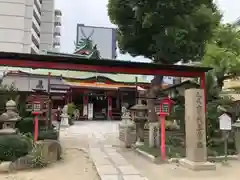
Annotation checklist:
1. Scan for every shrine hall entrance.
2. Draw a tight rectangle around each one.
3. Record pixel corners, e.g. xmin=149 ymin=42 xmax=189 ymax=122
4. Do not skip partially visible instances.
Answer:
xmin=72 ymin=89 xmax=120 ymax=121
xmin=89 ymin=93 xmax=108 ymax=120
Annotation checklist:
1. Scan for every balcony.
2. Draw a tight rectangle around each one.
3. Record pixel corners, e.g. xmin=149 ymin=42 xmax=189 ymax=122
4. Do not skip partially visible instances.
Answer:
xmin=53 ymin=37 xmax=61 ymax=47
xmin=31 ymin=28 xmax=40 ymax=45
xmin=52 ymin=47 xmax=60 ymax=52
xmin=54 ymin=26 xmax=61 ymax=36
xmin=54 ymin=15 xmax=62 ymax=26
xmin=54 ymin=9 xmax=62 ymax=16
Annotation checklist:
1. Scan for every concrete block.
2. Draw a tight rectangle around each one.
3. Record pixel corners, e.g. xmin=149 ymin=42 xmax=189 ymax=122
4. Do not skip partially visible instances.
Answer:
xmin=119 ymin=166 xmax=140 ymax=175
xmin=123 ymin=175 xmax=148 ymax=180
xmin=100 ymin=175 xmax=119 ymax=180
xmin=97 ymin=165 xmax=118 ymax=175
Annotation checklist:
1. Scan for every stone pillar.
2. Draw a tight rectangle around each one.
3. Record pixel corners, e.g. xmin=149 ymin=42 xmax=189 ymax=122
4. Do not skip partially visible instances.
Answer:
xmin=135 ymin=122 xmax=144 ymax=146
xmin=108 ymin=96 xmax=112 ymax=120
xmin=119 ymin=111 xmax=135 ymax=147
xmin=232 ymin=119 xmax=240 ymax=159
xmin=179 ymin=89 xmax=216 ymax=171
xmin=149 ymin=122 xmax=160 ymax=148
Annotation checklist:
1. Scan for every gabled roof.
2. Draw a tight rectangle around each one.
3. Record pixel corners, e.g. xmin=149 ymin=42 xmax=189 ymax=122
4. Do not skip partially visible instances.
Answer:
xmin=161 ymin=80 xmax=200 ymax=92
xmin=0 ymin=67 xmax=150 ymax=83
xmin=64 ymin=81 xmax=136 ymax=90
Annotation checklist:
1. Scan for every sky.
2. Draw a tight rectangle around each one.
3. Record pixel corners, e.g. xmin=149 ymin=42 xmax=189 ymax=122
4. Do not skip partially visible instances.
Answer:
xmin=55 ymin=0 xmax=240 ymax=63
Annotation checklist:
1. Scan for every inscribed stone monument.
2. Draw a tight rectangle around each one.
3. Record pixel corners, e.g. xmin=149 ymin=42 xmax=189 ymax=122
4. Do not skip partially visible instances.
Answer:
xmin=179 ymin=89 xmax=216 ymax=170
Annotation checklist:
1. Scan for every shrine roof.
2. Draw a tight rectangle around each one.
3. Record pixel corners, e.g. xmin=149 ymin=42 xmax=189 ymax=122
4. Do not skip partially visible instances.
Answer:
xmin=0 ymin=51 xmax=212 ymax=76
xmin=0 ymin=67 xmax=149 ymax=83
xmin=161 ymin=80 xmax=200 ymax=92
xmin=64 ymin=81 xmax=136 ymax=90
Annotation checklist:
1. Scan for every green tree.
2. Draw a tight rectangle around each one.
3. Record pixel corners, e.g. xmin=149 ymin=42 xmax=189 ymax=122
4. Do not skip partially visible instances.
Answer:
xmin=202 ymin=24 xmax=240 ymax=88
xmin=108 ymin=0 xmax=221 ymax=121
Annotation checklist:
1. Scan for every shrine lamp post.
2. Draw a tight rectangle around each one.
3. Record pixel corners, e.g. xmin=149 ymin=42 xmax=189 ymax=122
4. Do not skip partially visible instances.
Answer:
xmin=157 ymin=97 xmax=174 ymax=161
xmin=32 ymin=101 xmax=42 ymax=141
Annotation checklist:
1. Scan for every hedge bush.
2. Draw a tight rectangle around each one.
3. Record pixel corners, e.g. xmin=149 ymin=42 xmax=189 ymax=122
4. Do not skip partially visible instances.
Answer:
xmin=16 ymin=117 xmax=55 ymax=134
xmin=0 ymin=134 xmax=32 ymax=161
xmin=38 ymin=130 xmax=58 ymax=140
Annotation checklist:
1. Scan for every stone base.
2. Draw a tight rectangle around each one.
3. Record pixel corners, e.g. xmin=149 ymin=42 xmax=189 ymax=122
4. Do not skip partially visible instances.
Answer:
xmin=179 ymin=158 xmax=216 ymax=171
xmin=61 ymin=124 xmax=69 ymax=127
xmin=135 ymin=140 xmax=144 ymax=146
xmin=60 ymin=116 xmax=69 ymax=127
xmin=149 ymin=122 xmax=159 ymax=148
xmin=0 ymin=128 xmax=17 ymax=135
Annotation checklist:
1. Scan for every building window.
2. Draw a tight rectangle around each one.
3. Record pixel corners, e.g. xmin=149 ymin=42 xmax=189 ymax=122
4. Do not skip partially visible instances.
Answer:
xmin=54 ymin=10 xmax=62 ymax=16
xmin=32 ymin=35 xmax=40 ymax=49
xmin=53 ymin=32 xmax=61 ymax=36
xmin=54 ymin=22 xmax=61 ymax=26
xmin=32 ymin=23 xmax=40 ymax=37
xmin=53 ymin=42 xmax=60 ymax=47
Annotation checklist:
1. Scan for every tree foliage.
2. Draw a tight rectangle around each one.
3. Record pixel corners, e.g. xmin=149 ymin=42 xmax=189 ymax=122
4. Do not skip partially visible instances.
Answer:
xmin=202 ymin=24 xmax=240 ymax=88
xmin=108 ymin=0 xmax=220 ymax=122
xmin=108 ymin=0 xmax=221 ymax=63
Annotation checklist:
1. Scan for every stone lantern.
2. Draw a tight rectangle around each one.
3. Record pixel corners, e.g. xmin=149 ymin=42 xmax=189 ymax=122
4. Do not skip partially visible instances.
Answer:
xmin=232 ymin=118 xmax=240 ymax=159
xmin=119 ymin=110 xmax=135 ymax=148
xmin=0 ymin=100 xmax=21 ymax=134
xmin=130 ymin=102 xmax=148 ymax=146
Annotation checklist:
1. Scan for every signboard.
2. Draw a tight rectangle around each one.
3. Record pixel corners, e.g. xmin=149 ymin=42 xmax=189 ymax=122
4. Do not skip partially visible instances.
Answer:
xmin=33 ymin=102 xmax=41 ymax=112
xmin=83 ymin=105 xmax=88 ymax=116
xmin=88 ymin=103 xmax=93 ymax=120
xmin=219 ymin=113 xmax=232 ymax=130
xmin=76 ymin=24 xmax=117 ymax=59
xmin=161 ymin=103 xmax=169 ymax=113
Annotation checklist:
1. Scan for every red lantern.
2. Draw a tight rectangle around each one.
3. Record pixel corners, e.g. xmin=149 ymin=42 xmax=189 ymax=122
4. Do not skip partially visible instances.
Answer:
xmin=159 ymin=97 xmax=175 ymax=116
xmin=32 ymin=101 xmax=42 ymax=141
xmin=158 ymin=97 xmax=175 ymax=161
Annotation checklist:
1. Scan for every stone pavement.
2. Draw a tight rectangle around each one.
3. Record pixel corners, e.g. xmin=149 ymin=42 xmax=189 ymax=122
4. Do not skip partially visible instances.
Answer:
xmin=89 ymin=144 xmax=147 ymax=180
xmin=61 ymin=121 xmax=148 ymax=180
xmin=60 ymin=121 xmax=240 ymax=180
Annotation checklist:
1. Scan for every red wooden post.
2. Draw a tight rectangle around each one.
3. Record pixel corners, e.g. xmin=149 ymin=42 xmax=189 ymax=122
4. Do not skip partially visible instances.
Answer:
xmin=47 ymin=72 xmax=51 ymax=128
xmin=160 ymin=115 xmax=166 ymax=160
xmin=34 ymin=113 xmax=39 ymax=141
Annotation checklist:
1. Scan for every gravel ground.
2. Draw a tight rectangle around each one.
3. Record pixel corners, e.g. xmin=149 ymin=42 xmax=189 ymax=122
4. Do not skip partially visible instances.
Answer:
xmin=0 ymin=129 xmax=100 ymax=180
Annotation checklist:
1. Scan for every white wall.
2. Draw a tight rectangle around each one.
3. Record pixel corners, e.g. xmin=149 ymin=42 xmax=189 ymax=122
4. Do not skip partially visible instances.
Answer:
xmin=0 ymin=0 xmax=41 ymax=53
xmin=40 ymin=0 xmax=54 ymax=51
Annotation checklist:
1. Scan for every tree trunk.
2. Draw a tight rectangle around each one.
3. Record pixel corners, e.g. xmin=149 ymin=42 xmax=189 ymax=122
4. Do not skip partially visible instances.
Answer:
xmin=147 ymin=76 xmax=164 ymax=122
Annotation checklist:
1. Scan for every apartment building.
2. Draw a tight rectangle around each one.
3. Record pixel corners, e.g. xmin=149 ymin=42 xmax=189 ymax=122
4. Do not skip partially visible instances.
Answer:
xmin=0 ymin=0 xmax=61 ymax=54
xmin=40 ymin=1 xmax=62 ymax=52
xmin=52 ymin=9 xmax=61 ymax=52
